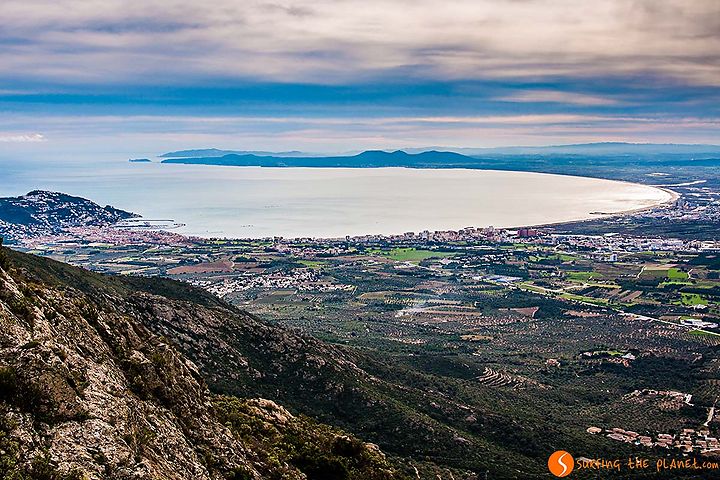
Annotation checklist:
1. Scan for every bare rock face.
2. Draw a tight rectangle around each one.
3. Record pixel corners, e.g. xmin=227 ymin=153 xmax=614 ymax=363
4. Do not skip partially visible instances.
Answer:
xmin=0 ymin=251 xmax=258 ymax=480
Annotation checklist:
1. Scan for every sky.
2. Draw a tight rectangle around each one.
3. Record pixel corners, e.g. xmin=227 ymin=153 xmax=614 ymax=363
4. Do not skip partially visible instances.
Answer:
xmin=1 ymin=0 xmax=719 ymax=157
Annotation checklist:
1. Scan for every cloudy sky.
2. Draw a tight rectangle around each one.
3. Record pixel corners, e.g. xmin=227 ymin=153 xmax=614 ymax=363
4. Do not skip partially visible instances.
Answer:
xmin=1 ymin=0 xmax=719 ymax=155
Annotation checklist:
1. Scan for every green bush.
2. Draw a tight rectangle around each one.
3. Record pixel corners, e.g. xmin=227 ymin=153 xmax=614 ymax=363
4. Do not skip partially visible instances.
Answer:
xmin=0 ymin=367 xmax=18 ymax=401
xmin=292 ymin=453 xmax=350 ymax=480
xmin=214 ymin=395 xmax=403 ymax=480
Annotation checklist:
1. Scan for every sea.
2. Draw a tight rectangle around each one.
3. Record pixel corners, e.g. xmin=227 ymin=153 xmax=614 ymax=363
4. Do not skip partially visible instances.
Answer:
xmin=0 ymin=160 xmax=672 ymax=239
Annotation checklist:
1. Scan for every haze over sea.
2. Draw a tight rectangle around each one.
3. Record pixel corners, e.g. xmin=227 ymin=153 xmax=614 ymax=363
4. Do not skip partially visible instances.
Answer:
xmin=0 ymin=160 xmax=672 ymax=239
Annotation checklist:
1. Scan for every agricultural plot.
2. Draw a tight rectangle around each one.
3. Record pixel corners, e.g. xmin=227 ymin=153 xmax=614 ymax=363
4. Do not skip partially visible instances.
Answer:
xmin=368 ymin=247 xmax=456 ymax=262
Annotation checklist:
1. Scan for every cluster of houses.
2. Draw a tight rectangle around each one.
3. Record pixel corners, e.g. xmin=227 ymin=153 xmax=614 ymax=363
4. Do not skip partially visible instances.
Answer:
xmin=589 ymin=426 xmax=720 ymax=455
xmin=200 ymin=268 xmax=354 ymax=298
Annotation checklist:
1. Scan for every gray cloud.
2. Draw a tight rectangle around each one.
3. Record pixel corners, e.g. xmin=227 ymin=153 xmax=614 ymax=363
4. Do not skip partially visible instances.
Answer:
xmin=0 ymin=0 xmax=718 ymax=85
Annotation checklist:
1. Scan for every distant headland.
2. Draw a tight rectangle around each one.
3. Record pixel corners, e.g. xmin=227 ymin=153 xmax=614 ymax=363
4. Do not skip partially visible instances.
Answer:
xmin=157 ymin=143 xmax=720 ymax=173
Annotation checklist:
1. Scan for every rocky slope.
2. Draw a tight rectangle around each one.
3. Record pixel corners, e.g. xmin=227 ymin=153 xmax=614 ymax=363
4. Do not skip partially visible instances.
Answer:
xmin=0 ymin=245 xmax=402 ymax=480
xmin=0 ymin=244 xmax=554 ymax=479
xmin=0 ymin=191 xmax=136 ymax=242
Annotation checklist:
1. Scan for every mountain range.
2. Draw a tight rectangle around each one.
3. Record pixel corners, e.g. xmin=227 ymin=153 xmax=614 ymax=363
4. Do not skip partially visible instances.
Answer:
xmin=406 ymin=142 xmax=720 ymax=156
xmin=160 ymin=148 xmax=311 ymax=158
xmin=161 ymin=150 xmax=474 ymax=168
xmin=159 ymin=142 xmax=720 ymax=161
xmin=159 ymin=146 xmax=720 ymax=177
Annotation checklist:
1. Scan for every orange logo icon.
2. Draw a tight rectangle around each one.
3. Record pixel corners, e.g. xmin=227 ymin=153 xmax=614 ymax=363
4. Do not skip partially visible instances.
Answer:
xmin=548 ymin=450 xmax=574 ymax=477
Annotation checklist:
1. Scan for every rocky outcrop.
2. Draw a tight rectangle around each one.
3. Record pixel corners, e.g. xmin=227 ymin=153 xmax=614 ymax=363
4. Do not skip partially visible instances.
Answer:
xmin=0 ymin=250 xmax=258 ymax=479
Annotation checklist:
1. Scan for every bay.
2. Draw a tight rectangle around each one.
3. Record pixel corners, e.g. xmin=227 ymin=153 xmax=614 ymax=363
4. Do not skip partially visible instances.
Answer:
xmin=0 ymin=162 xmax=673 ymax=238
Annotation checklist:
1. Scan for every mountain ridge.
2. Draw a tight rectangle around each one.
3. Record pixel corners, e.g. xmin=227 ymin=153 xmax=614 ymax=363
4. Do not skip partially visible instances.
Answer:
xmin=159 ymin=147 xmax=720 ymax=176
xmin=406 ymin=142 xmax=720 ymax=155
xmin=0 ymin=245 xmax=404 ymax=480
xmin=160 ymin=148 xmax=311 ymax=158
xmin=158 ymin=142 xmax=720 ymax=161
xmin=161 ymin=149 xmax=480 ymax=168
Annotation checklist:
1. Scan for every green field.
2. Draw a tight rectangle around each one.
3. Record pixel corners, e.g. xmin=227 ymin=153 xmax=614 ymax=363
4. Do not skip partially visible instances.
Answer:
xmin=371 ymin=247 xmax=455 ymax=262
xmin=560 ymin=292 xmax=613 ymax=306
xmin=640 ymin=267 xmax=669 ymax=279
xmin=297 ymin=259 xmax=327 ymax=269
xmin=689 ymin=329 xmax=720 ymax=337
xmin=640 ymin=266 xmax=689 ymax=280
xmin=667 ymin=268 xmax=690 ymax=280
xmin=659 ymin=280 xmax=693 ymax=287
xmin=680 ymin=293 xmax=708 ymax=306
xmin=566 ymin=271 xmax=603 ymax=281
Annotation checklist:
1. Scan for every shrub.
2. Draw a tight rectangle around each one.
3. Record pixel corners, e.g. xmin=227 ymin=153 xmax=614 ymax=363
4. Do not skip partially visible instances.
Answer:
xmin=0 ymin=367 xmax=18 ymax=401
xmin=292 ymin=453 xmax=350 ymax=480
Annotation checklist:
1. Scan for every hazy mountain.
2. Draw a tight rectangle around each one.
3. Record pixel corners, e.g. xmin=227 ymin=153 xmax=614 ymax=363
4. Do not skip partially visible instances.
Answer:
xmin=0 ymin=191 xmax=137 ymax=242
xmin=161 ymin=149 xmax=477 ymax=168
xmin=160 ymin=143 xmax=720 ymax=163
xmin=160 ymin=147 xmax=720 ymax=178
xmin=404 ymin=142 xmax=720 ymax=156
xmin=159 ymin=148 xmax=311 ymax=158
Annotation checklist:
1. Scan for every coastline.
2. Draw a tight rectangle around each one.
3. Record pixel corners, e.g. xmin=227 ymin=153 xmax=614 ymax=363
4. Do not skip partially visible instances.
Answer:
xmin=155 ymin=165 xmax=682 ymax=239
xmin=523 ymin=184 xmax=679 ymax=231
xmin=6 ymin=162 xmax=680 ymax=240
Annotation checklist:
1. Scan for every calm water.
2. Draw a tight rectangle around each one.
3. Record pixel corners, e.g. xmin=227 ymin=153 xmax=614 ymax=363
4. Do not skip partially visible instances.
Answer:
xmin=0 ymin=162 xmax=672 ymax=238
